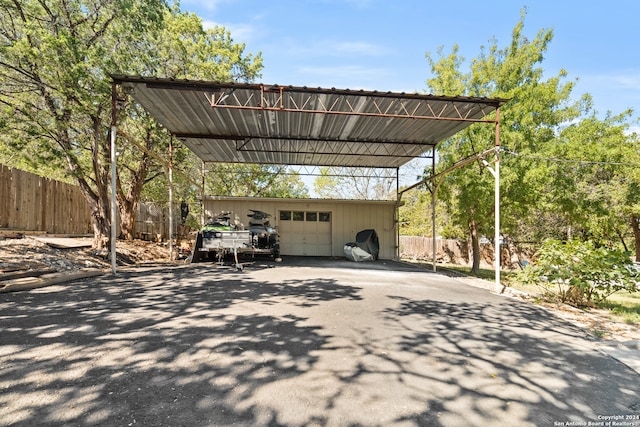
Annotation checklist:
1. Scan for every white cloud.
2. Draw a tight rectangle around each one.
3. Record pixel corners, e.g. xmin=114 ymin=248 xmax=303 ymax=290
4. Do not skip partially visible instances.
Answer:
xmin=228 ymin=23 xmax=259 ymax=42
xmin=202 ymin=20 xmax=259 ymax=43
xmin=271 ymin=37 xmax=390 ymax=58
xmin=199 ymin=10 xmax=268 ymax=46
xmin=201 ymin=19 xmax=219 ymax=30
xmin=574 ymin=69 xmax=640 ymax=116
xmin=625 ymin=125 xmax=640 ymax=136
xmin=581 ymin=69 xmax=640 ymax=90
xmin=613 ymin=73 xmax=640 ymax=90
xmin=295 ymin=65 xmax=394 ymax=90
xmin=180 ymin=0 xmax=229 ymax=13
xmin=184 ymin=0 xmax=262 ymax=42
xmin=333 ymin=41 xmax=390 ymax=56
xmin=298 ymin=64 xmax=387 ymax=78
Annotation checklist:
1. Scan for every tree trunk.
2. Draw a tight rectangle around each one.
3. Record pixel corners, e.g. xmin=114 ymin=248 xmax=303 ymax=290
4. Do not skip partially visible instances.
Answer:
xmin=118 ymin=199 xmax=138 ymax=241
xmin=631 ymin=214 xmax=640 ymax=262
xmin=59 ymin=124 xmax=111 ymax=250
xmin=616 ymin=228 xmax=629 ymax=252
xmin=115 ymin=127 xmax=154 ymax=240
xmin=470 ymin=219 xmax=481 ymax=274
xmin=91 ymin=114 xmax=112 ymax=250
xmin=91 ymin=198 xmax=111 ymax=250
xmin=72 ymin=163 xmax=111 ymax=250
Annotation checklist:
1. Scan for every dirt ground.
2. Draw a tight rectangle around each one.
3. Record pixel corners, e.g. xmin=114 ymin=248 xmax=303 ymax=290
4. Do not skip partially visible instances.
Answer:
xmin=0 ymin=235 xmax=180 ymax=272
xmin=1 ymin=234 xmax=638 ymax=342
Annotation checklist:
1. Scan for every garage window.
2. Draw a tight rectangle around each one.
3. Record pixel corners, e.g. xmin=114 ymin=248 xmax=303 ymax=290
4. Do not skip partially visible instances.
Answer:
xmin=279 ymin=211 xmax=291 ymax=221
xmin=279 ymin=211 xmax=331 ymax=222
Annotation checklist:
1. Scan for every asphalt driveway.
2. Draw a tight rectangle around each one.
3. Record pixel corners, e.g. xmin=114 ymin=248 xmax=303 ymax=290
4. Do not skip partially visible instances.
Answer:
xmin=1 ymin=258 xmax=639 ymax=426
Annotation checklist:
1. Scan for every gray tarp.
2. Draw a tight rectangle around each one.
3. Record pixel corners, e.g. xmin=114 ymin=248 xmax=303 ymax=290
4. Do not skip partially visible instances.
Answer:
xmin=344 ymin=229 xmax=379 ymax=262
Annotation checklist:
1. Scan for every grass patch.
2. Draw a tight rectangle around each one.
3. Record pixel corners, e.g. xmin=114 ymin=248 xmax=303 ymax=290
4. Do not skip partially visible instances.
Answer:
xmin=599 ymin=293 xmax=640 ymax=324
xmin=438 ymin=263 xmax=496 ymax=281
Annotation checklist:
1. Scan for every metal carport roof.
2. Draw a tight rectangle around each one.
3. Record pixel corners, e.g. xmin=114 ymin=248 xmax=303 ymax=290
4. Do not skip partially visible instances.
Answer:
xmin=111 ymin=75 xmax=508 ymax=169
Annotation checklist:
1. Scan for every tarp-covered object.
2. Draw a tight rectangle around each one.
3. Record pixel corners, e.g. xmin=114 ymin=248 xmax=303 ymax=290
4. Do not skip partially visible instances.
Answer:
xmin=344 ymin=229 xmax=379 ymax=262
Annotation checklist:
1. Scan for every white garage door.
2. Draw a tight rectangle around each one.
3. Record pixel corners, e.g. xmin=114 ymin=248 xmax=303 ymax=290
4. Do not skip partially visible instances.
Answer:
xmin=278 ymin=210 xmax=332 ymax=256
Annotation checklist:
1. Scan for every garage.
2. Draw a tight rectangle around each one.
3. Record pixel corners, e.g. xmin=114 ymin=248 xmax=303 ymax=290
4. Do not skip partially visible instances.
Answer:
xmin=110 ymin=75 xmax=505 ymax=266
xmin=203 ymin=196 xmax=397 ymax=259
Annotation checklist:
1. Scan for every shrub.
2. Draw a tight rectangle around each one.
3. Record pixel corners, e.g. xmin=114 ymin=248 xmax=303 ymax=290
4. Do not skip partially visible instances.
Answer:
xmin=517 ymin=239 xmax=640 ymax=306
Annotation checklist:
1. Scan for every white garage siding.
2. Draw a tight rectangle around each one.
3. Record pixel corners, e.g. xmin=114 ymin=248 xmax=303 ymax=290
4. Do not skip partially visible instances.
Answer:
xmin=203 ymin=197 xmax=398 ymax=260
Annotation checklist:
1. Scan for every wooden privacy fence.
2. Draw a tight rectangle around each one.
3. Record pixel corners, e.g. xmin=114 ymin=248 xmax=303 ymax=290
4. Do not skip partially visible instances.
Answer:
xmin=1 ymin=164 xmax=181 ymax=238
xmin=134 ymin=202 xmax=180 ymax=241
xmin=399 ymin=235 xmax=533 ymax=269
xmin=400 ymin=236 xmax=472 ymax=264
xmin=0 ymin=164 xmax=92 ymax=234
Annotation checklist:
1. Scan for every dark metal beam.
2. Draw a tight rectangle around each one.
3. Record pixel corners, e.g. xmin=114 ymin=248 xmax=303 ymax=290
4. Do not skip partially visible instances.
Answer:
xmin=175 ymin=133 xmax=438 ymax=147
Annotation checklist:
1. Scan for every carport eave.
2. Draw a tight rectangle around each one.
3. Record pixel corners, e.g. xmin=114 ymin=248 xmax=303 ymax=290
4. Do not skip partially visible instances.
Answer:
xmin=111 ymin=74 xmax=509 ymax=107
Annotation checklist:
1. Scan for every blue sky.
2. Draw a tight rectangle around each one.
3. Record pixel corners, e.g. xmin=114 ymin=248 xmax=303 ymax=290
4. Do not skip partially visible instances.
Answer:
xmin=179 ymin=0 xmax=640 ymax=124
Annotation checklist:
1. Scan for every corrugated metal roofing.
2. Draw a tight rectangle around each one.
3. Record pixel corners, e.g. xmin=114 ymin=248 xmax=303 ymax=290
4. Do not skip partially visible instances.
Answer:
xmin=112 ymin=75 xmax=508 ymax=168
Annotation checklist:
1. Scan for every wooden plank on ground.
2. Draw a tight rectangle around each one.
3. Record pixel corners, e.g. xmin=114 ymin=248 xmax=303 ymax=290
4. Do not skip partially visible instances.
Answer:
xmin=0 ymin=268 xmax=58 ymax=281
xmin=0 ymin=269 xmax=104 ymax=293
xmin=30 ymin=236 xmax=92 ymax=249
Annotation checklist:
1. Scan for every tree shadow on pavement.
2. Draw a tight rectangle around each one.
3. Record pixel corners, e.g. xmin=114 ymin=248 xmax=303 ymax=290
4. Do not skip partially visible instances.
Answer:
xmin=2 ymin=265 xmax=639 ymax=426
xmin=0 ymin=265 xmax=361 ymax=426
xmin=383 ymin=297 xmax=640 ymax=426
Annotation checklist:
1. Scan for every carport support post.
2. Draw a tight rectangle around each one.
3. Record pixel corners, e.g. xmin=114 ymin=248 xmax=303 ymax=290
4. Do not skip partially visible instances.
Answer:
xmin=168 ymin=135 xmax=174 ymax=261
xmin=494 ymin=108 xmax=501 ymax=292
xmin=110 ymin=82 xmax=118 ymax=274
xmin=396 ymin=167 xmax=400 ymax=260
xmin=431 ymin=150 xmax=437 ymax=272
xmin=200 ymin=161 xmax=206 ymax=226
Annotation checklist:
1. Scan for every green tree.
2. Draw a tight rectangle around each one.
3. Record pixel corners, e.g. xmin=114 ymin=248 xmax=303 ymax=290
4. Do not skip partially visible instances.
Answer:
xmin=398 ymin=187 xmax=461 ymax=238
xmin=0 ymin=1 xmax=263 ymax=245
xmin=205 ymin=164 xmax=308 ymax=199
xmin=425 ymin=10 xmax=588 ymax=273
xmin=148 ymin=7 xmax=262 ymax=82
xmin=541 ymin=113 xmax=640 ymax=256
xmin=0 ymin=0 xmax=167 ymax=248
xmin=112 ymin=6 xmax=263 ymax=239
xmin=139 ymin=159 xmax=309 ymax=230
xmin=398 ymin=188 xmax=432 ymax=236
